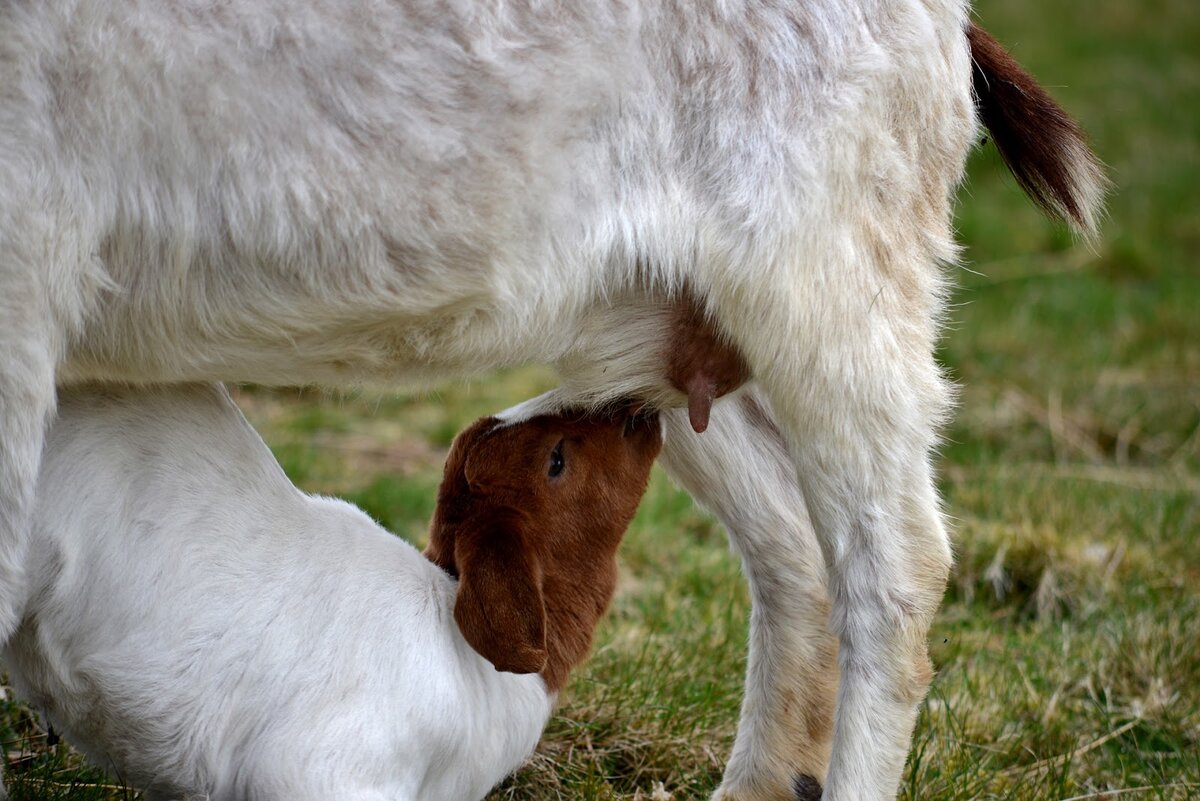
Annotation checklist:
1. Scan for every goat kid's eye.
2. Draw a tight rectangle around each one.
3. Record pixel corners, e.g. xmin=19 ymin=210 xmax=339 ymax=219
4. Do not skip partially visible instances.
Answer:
xmin=548 ymin=440 xmax=565 ymax=478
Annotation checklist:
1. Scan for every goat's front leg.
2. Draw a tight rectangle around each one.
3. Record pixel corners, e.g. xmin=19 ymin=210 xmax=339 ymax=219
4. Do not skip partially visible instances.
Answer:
xmin=707 ymin=270 xmax=953 ymax=801
xmin=660 ymin=388 xmax=836 ymax=801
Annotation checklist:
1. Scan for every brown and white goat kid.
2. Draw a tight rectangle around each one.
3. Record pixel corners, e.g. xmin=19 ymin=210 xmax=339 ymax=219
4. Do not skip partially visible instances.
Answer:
xmin=0 ymin=2 xmax=1103 ymax=797
xmin=3 ymin=383 xmax=662 ymax=801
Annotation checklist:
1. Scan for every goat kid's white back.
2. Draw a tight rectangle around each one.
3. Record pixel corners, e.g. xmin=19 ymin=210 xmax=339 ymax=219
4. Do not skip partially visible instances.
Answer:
xmin=1 ymin=2 xmax=986 ymax=800
xmin=5 ymin=384 xmax=549 ymax=801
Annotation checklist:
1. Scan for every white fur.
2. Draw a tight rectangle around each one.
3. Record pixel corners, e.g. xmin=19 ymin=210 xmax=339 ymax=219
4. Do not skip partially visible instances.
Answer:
xmin=660 ymin=390 xmax=838 ymax=798
xmin=5 ymin=384 xmax=551 ymax=801
xmin=0 ymin=2 xmax=1099 ymax=798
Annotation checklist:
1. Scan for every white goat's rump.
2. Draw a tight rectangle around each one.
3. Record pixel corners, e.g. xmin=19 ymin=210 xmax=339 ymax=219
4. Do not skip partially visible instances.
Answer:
xmin=0 ymin=2 xmax=1102 ymax=799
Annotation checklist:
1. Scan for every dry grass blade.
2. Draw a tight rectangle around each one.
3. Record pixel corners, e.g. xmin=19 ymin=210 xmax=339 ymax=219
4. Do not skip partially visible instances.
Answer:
xmin=1003 ymin=718 xmax=1142 ymax=778
xmin=1058 ymin=782 xmax=1200 ymax=801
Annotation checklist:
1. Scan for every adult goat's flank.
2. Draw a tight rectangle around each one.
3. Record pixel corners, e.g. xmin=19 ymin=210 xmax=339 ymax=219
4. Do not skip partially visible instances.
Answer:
xmin=0 ymin=2 xmax=1102 ymax=797
xmin=5 ymin=384 xmax=662 ymax=801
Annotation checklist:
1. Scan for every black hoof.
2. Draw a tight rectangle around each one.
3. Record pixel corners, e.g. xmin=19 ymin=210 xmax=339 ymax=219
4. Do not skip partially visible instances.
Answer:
xmin=793 ymin=774 xmax=823 ymax=801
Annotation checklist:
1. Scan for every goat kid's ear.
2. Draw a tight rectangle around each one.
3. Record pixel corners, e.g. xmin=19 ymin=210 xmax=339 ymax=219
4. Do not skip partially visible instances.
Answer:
xmin=453 ymin=511 xmax=548 ymax=675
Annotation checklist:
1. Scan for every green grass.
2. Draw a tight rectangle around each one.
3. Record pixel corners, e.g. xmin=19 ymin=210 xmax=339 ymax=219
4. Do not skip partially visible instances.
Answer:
xmin=4 ymin=0 xmax=1198 ymax=797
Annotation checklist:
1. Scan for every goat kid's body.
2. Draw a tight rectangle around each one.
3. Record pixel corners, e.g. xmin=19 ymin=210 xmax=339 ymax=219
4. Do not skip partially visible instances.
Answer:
xmin=6 ymin=385 xmax=549 ymax=801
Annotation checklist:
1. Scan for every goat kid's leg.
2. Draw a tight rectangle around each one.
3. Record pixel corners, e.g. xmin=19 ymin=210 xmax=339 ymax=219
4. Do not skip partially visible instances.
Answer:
xmin=708 ymin=279 xmax=952 ymax=801
xmin=660 ymin=388 xmax=836 ymax=801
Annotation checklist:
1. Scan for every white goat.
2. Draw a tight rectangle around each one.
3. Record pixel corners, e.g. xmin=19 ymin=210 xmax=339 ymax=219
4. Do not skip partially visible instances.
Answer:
xmin=0 ymin=2 xmax=1102 ymax=797
xmin=5 ymin=383 xmax=662 ymax=800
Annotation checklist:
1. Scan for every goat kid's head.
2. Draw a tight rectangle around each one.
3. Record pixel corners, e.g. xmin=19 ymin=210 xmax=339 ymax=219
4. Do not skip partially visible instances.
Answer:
xmin=424 ymin=403 xmax=662 ymax=691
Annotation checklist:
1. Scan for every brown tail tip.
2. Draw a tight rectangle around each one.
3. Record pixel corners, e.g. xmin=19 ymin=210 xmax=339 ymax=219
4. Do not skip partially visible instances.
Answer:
xmin=967 ymin=22 xmax=1108 ymax=236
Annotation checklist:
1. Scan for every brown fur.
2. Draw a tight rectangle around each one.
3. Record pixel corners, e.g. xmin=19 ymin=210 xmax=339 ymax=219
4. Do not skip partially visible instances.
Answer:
xmin=967 ymin=22 xmax=1105 ymax=230
xmin=425 ymin=406 xmax=662 ymax=692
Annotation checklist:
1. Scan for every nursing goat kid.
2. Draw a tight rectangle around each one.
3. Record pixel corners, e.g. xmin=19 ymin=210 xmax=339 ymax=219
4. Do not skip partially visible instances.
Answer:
xmin=0 ymin=2 xmax=1103 ymax=797
xmin=4 ymin=384 xmax=663 ymax=800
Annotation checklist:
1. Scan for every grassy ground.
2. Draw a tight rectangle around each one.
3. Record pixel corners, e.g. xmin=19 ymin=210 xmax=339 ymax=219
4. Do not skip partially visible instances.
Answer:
xmin=3 ymin=0 xmax=1197 ymax=798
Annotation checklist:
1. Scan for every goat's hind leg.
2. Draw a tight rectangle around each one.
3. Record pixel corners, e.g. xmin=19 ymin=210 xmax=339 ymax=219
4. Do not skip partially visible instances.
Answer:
xmin=708 ymin=270 xmax=953 ymax=800
xmin=0 ymin=232 xmax=64 ymax=641
xmin=660 ymin=387 xmax=837 ymax=801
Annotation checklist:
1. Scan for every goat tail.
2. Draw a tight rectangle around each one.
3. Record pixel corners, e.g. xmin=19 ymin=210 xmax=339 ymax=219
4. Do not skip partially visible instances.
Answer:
xmin=967 ymin=22 xmax=1108 ymax=236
